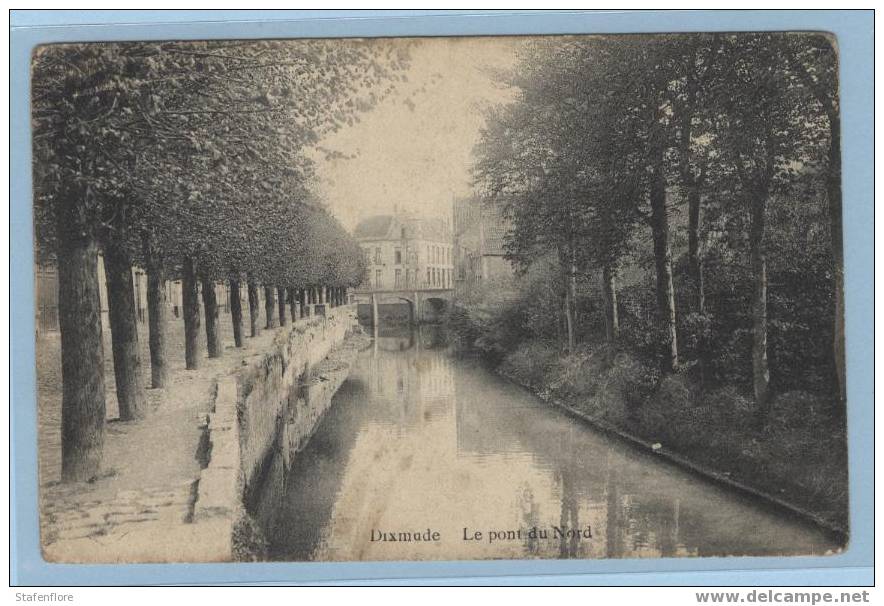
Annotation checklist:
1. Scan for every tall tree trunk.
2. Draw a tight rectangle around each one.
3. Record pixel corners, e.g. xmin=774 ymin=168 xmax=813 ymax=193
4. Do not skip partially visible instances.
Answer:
xmin=563 ymin=295 xmax=575 ymax=353
xmin=103 ymin=237 xmax=147 ymax=420
xmin=650 ymin=148 xmax=679 ymax=373
xmin=58 ymin=232 xmax=106 ymax=482
xmin=247 ymin=278 xmax=260 ymax=338
xmin=144 ymin=253 xmax=169 ymax=389
xmin=264 ymin=285 xmax=276 ymax=329
xmin=553 ymin=287 xmax=563 ymax=348
xmin=559 ymin=248 xmax=576 ymax=353
xmin=678 ymin=53 xmax=706 ymax=317
xmin=289 ymin=288 xmax=297 ymax=322
xmin=201 ymin=273 xmax=222 ymax=358
xmin=686 ymin=185 xmax=706 ymax=316
xmin=182 ymin=257 xmax=201 ymax=370
xmin=229 ymin=277 xmax=243 ymax=348
xmin=749 ymin=194 xmax=771 ymax=416
xmin=277 ymin=286 xmax=287 ymax=327
xmin=784 ymin=48 xmax=844 ymax=408
xmin=602 ymin=263 xmax=620 ymax=343
xmin=569 ymin=254 xmax=578 ymax=343
xmin=827 ymin=116 xmax=845 ymax=407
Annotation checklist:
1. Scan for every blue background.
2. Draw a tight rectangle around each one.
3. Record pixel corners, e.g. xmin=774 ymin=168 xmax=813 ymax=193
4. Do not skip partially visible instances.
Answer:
xmin=10 ymin=9 xmax=874 ymax=586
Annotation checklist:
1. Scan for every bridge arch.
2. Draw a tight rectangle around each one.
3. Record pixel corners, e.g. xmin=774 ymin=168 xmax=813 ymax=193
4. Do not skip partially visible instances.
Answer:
xmin=353 ymin=288 xmax=454 ymax=326
xmin=422 ymin=297 xmax=448 ymax=323
xmin=395 ymin=296 xmax=417 ymax=324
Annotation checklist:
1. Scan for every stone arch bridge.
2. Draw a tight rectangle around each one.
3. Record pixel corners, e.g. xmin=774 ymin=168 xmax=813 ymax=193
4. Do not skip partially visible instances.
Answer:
xmin=352 ymin=288 xmax=454 ymax=325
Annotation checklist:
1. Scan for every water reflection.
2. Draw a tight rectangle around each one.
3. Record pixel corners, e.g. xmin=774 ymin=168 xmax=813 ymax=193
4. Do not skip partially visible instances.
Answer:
xmin=265 ymin=326 xmax=836 ymax=561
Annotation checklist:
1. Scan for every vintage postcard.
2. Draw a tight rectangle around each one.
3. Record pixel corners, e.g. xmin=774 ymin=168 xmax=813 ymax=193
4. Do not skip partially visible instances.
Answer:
xmin=32 ymin=32 xmax=847 ymax=564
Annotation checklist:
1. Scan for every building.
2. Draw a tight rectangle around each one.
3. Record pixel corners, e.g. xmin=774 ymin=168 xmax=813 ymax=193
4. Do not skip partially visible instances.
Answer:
xmin=35 ymin=257 xmax=248 ymax=336
xmin=353 ymin=211 xmax=454 ymax=291
xmin=453 ymin=196 xmax=513 ymax=296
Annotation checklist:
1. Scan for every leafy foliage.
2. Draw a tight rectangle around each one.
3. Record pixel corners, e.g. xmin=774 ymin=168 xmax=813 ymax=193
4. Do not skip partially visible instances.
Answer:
xmin=32 ymin=39 xmax=411 ymax=286
xmin=469 ymin=33 xmax=841 ymax=408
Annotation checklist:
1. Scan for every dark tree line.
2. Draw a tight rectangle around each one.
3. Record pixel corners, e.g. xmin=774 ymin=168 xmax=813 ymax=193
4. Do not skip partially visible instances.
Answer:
xmin=474 ymin=33 xmax=841 ymax=418
xmin=32 ymin=40 xmax=404 ymax=481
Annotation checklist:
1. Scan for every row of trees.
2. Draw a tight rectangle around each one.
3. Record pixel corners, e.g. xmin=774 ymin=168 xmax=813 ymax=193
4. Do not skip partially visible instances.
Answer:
xmin=32 ymin=40 xmax=407 ymax=481
xmin=474 ymin=33 xmax=841 ymax=416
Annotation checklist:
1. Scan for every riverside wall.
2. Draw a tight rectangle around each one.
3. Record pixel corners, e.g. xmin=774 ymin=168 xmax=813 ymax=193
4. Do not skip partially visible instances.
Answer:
xmin=190 ymin=304 xmax=361 ymax=560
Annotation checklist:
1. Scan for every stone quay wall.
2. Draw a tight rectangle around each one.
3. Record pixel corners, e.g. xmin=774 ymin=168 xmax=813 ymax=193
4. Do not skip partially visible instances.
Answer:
xmin=190 ymin=304 xmax=360 ymax=560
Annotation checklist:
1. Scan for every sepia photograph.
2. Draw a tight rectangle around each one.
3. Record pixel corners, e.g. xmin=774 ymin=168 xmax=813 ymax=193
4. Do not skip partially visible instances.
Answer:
xmin=31 ymin=31 xmax=847 ymax=564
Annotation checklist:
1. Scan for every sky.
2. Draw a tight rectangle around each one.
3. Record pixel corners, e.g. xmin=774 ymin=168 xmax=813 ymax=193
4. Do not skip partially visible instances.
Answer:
xmin=311 ymin=37 xmax=521 ymax=231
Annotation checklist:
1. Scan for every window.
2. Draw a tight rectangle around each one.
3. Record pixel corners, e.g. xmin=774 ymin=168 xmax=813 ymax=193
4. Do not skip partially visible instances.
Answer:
xmin=426 ymin=268 xmax=430 ymax=286
xmin=374 ymin=247 xmax=381 ymax=264
xmin=375 ymin=270 xmax=382 ymax=289
xmin=395 ymin=269 xmax=401 ymax=288
xmin=395 ymin=248 xmax=402 ymax=265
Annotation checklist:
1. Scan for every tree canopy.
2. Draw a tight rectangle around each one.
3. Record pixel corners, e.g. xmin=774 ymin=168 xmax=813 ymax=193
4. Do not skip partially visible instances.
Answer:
xmin=32 ymin=38 xmax=410 ymax=282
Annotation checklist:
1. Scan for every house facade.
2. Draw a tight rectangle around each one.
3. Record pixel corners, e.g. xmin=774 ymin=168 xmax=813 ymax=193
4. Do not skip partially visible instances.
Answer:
xmin=354 ymin=212 xmax=454 ymax=291
xmin=453 ymin=196 xmax=513 ymax=296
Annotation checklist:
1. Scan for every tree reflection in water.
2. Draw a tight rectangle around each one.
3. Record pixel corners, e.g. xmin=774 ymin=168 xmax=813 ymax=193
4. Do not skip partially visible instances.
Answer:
xmin=258 ymin=325 xmax=836 ymax=562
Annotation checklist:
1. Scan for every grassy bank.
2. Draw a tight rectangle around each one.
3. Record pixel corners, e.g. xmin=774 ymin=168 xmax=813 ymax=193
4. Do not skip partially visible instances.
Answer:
xmin=495 ymin=340 xmax=849 ymax=534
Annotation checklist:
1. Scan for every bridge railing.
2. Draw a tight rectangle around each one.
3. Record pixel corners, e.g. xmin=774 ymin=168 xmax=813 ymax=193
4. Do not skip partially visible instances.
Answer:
xmin=353 ymin=286 xmax=453 ymax=295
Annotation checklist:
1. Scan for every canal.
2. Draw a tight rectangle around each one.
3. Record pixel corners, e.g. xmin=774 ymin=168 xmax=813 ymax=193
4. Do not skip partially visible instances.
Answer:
xmin=262 ymin=326 xmax=837 ymax=561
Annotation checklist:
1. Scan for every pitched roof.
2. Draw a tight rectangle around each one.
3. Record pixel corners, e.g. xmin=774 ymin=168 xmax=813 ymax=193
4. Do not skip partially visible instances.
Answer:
xmin=355 ymin=213 xmax=450 ymax=244
xmin=417 ymin=216 xmax=449 ymax=243
xmin=353 ymin=215 xmax=394 ymax=239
